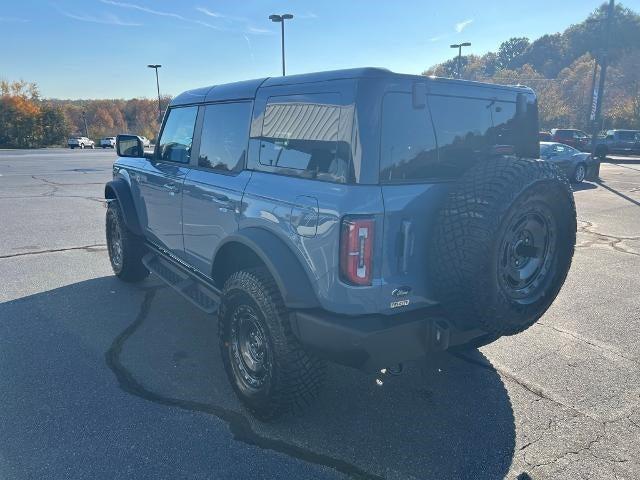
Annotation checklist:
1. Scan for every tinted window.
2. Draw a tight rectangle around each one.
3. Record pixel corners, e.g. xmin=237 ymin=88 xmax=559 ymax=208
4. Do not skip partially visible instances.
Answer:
xmin=158 ymin=106 xmax=198 ymax=163
xmin=259 ymin=94 xmax=348 ymax=183
xmin=380 ymin=92 xmax=437 ymax=182
xmin=617 ymin=131 xmax=638 ymax=141
xmin=198 ymin=102 xmax=252 ymax=173
xmin=428 ymin=95 xmax=518 ymax=178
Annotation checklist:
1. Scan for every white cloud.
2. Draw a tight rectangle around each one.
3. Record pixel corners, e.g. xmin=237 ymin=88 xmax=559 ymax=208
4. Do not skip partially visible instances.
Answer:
xmin=246 ymin=26 xmax=272 ymax=35
xmin=61 ymin=11 xmax=141 ymax=26
xmin=100 ymin=0 xmax=224 ymax=29
xmin=243 ymin=34 xmax=255 ymax=64
xmin=455 ymin=18 xmax=473 ymax=33
xmin=100 ymin=0 xmax=187 ymax=21
xmin=196 ymin=7 xmax=223 ymax=18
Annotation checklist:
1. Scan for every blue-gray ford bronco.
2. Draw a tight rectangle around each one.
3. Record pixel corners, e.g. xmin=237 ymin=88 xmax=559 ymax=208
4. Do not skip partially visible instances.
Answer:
xmin=105 ymin=68 xmax=576 ymax=419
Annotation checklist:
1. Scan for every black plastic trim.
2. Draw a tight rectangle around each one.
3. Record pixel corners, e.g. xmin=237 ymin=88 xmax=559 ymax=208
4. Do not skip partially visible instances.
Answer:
xmin=104 ymin=179 xmax=143 ymax=236
xmin=290 ymin=307 xmax=486 ymax=372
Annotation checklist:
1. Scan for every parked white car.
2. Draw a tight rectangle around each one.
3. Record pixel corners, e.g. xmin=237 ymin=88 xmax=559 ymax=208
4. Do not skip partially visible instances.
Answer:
xmin=68 ymin=136 xmax=95 ymax=149
xmin=100 ymin=137 xmax=116 ymax=148
xmin=139 ymin=136 xmax=151 ymax=148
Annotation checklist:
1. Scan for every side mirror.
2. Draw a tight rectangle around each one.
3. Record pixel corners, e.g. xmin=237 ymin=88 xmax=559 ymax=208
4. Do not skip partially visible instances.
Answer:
xmin=117 ymin=134 xmax=145 ymax=158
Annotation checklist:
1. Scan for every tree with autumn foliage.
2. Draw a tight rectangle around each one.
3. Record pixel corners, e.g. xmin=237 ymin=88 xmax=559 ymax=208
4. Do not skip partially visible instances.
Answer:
xmin=0 ymin=80 xmax=169 ymax=148
xmin=423 ymin=2 xmax=640 ymax=131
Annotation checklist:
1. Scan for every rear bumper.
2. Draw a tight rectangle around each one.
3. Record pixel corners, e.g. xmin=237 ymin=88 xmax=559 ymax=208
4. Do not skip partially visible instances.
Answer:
xmin=290 ymin=307 xmax=487 ymax=372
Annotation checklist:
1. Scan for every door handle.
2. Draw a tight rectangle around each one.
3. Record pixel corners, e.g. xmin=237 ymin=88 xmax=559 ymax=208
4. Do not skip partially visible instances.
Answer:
xmin=162 ymin=183 xmax=179 ymax=195
xmin=204 ymin=192 xmax=232 ymax=206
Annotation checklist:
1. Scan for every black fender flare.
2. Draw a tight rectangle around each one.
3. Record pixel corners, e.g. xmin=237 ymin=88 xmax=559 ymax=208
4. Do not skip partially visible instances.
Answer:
xmin=215 ymin=228 xmax=319 ymax=309
xmin=104 ymin=179 xmax=143 ymax=236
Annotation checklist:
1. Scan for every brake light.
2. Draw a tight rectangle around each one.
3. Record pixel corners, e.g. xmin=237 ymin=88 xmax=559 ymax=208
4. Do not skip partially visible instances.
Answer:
xmin=340 ymin=217 xmax=374 ymax=286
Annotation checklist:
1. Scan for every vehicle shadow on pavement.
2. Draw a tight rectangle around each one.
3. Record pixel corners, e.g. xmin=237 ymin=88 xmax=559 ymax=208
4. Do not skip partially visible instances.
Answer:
xmin=595 ymin=179 xmax=640 ymax=208
xmin=3 ymin=277 xmax=516 ymax=480
xmin=572 ymin=181 xmax=597 ymax=192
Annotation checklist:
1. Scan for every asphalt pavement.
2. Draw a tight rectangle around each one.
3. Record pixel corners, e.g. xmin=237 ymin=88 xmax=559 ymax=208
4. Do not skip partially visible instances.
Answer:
xmin=1 ymin=148 xmax=639 ymax=479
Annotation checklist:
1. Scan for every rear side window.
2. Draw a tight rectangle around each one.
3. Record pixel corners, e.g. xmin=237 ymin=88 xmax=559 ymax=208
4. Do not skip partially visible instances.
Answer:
xmin=198 ymin=102 xmax=252 ymax=173
xmin=428 ymin=95 xmax=517 ymax=178
xmin=158 ymin=106 xmax=198 ymax=163
xmin=258 ymin=93 xmax=348 ymax=183
xmin=380 ymin=92 xmax=437 ymax=182
xmin=381 ymin=94 xmax=520 ymax=182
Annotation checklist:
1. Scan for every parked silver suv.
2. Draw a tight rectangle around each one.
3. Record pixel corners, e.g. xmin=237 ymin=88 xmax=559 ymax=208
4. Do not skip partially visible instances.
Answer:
xmin=67 ymin=136 xmax=95 ymax=149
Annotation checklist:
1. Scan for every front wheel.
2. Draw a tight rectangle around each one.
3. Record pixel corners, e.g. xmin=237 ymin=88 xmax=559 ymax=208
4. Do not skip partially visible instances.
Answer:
xmin=106 ymin=202 xmax=149 ymax=282
xmin=219 ymin=268 xmax=326 ymax=420
xmin=572 ymin=163 xmax=586 ymax=183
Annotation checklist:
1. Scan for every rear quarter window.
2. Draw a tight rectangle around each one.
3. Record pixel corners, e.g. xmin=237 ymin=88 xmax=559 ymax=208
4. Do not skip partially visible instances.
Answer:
xmin=258 ymin=93 xmax=349 ymax=183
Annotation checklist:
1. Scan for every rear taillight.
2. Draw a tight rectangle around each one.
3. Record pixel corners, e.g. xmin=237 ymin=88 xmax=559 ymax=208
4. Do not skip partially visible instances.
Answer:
xmin=340 ymin=217 xmax=374 ymax=286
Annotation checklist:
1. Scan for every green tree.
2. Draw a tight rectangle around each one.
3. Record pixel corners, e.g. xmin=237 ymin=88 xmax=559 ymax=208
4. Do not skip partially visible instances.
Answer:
xmin=40 ymin=104 xmax=69 ymax=146
xmin=496 ymin=37 xmax=531 ymax=70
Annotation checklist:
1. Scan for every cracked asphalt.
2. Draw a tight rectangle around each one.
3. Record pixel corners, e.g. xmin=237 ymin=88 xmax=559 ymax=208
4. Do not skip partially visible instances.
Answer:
xmin=1 ymin=148 xmax=639 ymax=479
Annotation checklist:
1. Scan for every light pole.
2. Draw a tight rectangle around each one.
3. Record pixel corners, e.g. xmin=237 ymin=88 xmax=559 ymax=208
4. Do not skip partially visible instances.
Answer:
xmin=269 ymin=14 xmax=293 ymax=76
xmin=81 ymin=109 xmax=89 ymax=138
xmin=147 ymin=64 xmax=162 ymax=120
xmin=450 ymin=42 xmax=471 ymax=78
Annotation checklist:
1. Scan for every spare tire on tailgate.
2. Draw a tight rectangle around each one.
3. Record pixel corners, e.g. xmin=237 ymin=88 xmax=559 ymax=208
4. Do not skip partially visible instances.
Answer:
xmin=431 ymin=157 xmax=576 ymax=336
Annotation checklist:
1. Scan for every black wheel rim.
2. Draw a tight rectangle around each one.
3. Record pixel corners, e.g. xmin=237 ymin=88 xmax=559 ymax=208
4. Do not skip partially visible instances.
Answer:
xmin=230 ymin=304 xmax=271 ymax=390
xmin=107 ymin=212 xmax=123 ymax=270
xmin=575 ymin=165 xmax=585 ymax=182
xmin=498 ymin=206 xmax=556 ymax=304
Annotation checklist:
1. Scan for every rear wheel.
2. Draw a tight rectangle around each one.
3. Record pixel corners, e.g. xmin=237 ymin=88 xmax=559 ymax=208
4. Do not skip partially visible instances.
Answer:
xmin=219 ymin=268 xmax=326 ymax=420
xmin=106 ymin=201 xmax=148 ymax=282
xmin=80 ymin=143 xmax=85 ymax=149
xmin=432 ymin=158 xmax=576 ymax=336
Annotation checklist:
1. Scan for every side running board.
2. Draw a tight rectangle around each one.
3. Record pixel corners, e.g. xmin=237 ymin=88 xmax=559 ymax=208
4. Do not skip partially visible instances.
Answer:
xmin=142 ymin=252 xmax=221 ymax=314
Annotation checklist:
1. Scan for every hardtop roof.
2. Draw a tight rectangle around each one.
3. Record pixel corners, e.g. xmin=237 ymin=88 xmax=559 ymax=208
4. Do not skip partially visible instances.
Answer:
xmin=170 ymin=67 xmax=534 ymax=107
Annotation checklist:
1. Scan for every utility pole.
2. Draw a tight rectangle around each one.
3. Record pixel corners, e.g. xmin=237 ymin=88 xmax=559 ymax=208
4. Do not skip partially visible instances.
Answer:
xmin=450 ymin=42 xmax=471 ymax=79
xmin=590 ymin=0 xmax=615 ymax=158
xmin=81 ymin=110 xmax=89 ymax=138
xmin=269 ymin=14 xmax=293 ymax=76
xmin=147 ymin=64 xmax=163 ymax=120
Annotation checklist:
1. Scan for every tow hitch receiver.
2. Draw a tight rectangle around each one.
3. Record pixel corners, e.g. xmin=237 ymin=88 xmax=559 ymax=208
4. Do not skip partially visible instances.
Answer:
xmin=428 ymin=319 xmax=451 ymax=351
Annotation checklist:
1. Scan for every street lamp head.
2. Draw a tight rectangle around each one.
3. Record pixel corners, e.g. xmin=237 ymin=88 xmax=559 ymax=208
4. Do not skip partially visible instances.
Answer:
xmin=461 ymin=42 xmax=471 ymax=47
xmin=147 ymin=64 xmax=161 ymax=69
xmin=270 ymin=13 xmax=293 ymax=22
xmin=450 ymin=44 xmax=460 ymax=49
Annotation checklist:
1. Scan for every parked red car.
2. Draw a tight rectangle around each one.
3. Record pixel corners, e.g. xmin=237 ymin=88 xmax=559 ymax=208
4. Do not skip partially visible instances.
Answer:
xmin=550 ymin=128 xmax=590 ymax=151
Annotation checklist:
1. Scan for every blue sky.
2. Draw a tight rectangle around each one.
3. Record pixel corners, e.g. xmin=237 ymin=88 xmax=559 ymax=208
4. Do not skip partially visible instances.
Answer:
xmin=1 ymin=0 xmax=636 ymax=99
